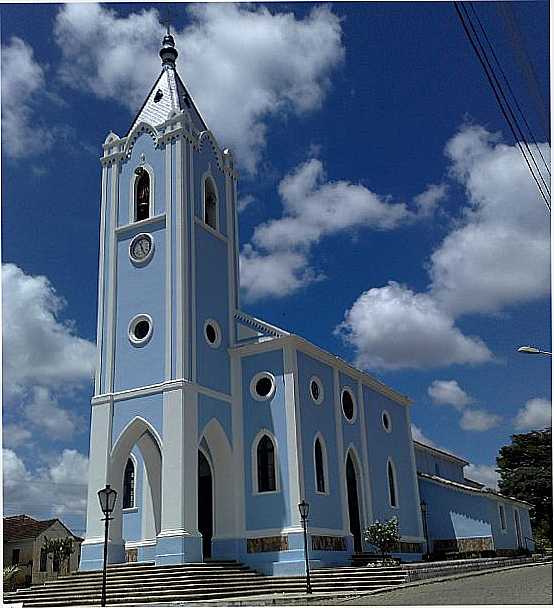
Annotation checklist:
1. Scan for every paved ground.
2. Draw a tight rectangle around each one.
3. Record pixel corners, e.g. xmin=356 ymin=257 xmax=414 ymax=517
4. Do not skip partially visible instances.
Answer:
xmin=334 ymin=564 xmax=553 ymax=605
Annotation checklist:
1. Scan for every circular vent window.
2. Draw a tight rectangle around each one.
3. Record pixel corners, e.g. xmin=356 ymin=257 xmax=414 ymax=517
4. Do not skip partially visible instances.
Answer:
xmin=203 ymin=319 xmax=221 ymax=348
xmin=341 ymin=388 xmax=356 ymax=422
xmin=128 ymin=314 xmax=153 ymax=346
xmin=309 ymin=377 xmax=324 ymax=404
xmin=382 ymin=411 xmax=392 ymax=433
xmin=250 ymin=373 xmax=276 ymax=401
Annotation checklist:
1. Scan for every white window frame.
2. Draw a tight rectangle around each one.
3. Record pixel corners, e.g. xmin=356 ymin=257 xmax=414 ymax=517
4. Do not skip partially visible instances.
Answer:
xmin=251 ymin=429 xmax=280 ymax=495
xmin=498 ymin=503 xmax=507 ymax=532
xmin=250 ymin=372 xmax=276 ymax=402
xmin=341 ymin=386 xmax=358 ymax=424
xmin=128 ymin=314 xmax=154 ymax=347
xmin=129 ymin=162 xmax=155 ymax=224
xmin=309 ymin=376 xmax=324 ymax=405
xmin=387 ymin=458 xmax=399 ymax=509
xmin=313 ymin=433 xmax=330 ymax=495
xmin=202 ymin=173 xmax=219 ymax=232
xmin=122 ymin=453 xmax=138 ymax=512
xmin=382 ymin=409 xmax=392 ymax=433
xmin=203 ymin=318 xmax=222 ymax=349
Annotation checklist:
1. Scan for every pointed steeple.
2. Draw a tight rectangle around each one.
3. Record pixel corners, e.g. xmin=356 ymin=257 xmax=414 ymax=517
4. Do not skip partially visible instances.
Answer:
xmin=128 ymin=32 xmax=208 ymax=136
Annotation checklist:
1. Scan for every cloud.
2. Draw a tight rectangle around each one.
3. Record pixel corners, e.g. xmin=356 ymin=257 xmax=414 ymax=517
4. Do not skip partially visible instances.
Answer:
xmin=431 ymin=125 xmax=550 ymax=317
xmin=428 ymin=380 xmax=473 ymax=410
xmin=238 ymin=194 xmax=256 ymax=214
xmin=464 ymin=463 xmax=499 ymax=490
xmin=460 ymin=408 xmax=502 ymax=432
xmin=54 ymin=3 xmax=344 ymax=173
xmin=514 ymin=397 xmax=552 ymax=431
xmin=335 ymin=282 xmax=492 ymax=370
xmin=240 ymin=245 xmax=323 ymax=302
xmin=23 ymin=387 xmax=79 ymax=441
xmin=3 ymin=448 xmax=88 ymax=523
xmin=1 ymin=37 xmax=55 ymax=159
xmin=2 ymin=263 xmax=96 ymax=399
xmin=410 ymin=424 xmax=437 ymax=447
xmin=2 ymin=424 xmax=32 ymax=450
xmin=336 ymin=124 xmax=549 ymax=371
xmin=414 ymin=183 xmax=448 ymax=217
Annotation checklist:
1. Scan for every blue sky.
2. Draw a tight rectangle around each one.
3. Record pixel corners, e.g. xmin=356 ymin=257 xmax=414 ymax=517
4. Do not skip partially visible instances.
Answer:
xmin=2 ymin=2 xmax=550 ymax=535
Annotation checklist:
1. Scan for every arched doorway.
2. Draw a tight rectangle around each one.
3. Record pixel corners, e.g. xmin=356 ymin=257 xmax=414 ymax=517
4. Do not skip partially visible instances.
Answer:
xmin=346 ymin=452 xmax=362 ymax=552
xmin=198 ymin=450 xmax=213 ymax=558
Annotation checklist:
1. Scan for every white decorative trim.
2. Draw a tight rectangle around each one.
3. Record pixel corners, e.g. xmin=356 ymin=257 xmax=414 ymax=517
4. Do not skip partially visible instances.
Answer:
xmin=313 ymin=432 xmax=330 ymax=496
xmin=194 ymin=216 xmax=228 ymax=242
xmin=115 ymin=213 xmax=166 ymax=236
xmin=406 ymin=406 xmax=424 ymax=538
xmin=190 ymin=141 xmax=197 ymax=384
xmin=345 ymin=445 xmax=368 ymax=533
xmin=387 ymin=458 xmax=400 ymax=509
xmin=111 ymin=416 xmax=164 ymax=458
xmin=230 ymin=351 xmax=246 ymax=538
xmin=341 ymin=386 xmax=357 ymax=424
xmin=128 ymin=314 xmax=154 ymax=347
xmin=309 ymin=376 xmax=324 ymax=405
xmin=129 ymin=161 xmax=156 ymax=223
xmin=251 ymin=428 xmax=280 ymax=495
xmin=413 ymin=440 xmax=469 ymax=465
xmin=382 ymin=409 xmax=392 ymax=433
xmin=129 ymin=232 xmax=155 ymax=266
xmin=203 ymin=318 xmax=222 ymax=349
xmin=165 ymin=139 xmax=172 ymax=380
xmin=94 ymin=164 xmax=108 ymax=395
xmin=124 ymin=121 xmax=159 ymax=159
xmin=249 ymin=372 xmax=276 ymax=402
xmin=334 ymin=369 xmax=349 ymax=534
xmin=175 ymin=136 xmax=185 ymax=379
xmin=125 ymin=539 xmax=157 ymax=548
xmin=357 ymin=381 xmax=374 ymax=525
xmin=123 ymin=452 xmax=138 ymax=509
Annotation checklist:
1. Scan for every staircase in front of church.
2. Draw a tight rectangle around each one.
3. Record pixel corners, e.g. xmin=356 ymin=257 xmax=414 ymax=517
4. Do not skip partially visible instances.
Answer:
xmin=4 ymin=559 xmax=408 ymax=606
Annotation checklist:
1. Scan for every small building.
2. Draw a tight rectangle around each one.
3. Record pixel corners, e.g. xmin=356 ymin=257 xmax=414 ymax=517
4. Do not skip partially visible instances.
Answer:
xmin=414 ymin=442 xmax=534 ymax=557
xmin=3 ymin=515 xmax=82 ymax=587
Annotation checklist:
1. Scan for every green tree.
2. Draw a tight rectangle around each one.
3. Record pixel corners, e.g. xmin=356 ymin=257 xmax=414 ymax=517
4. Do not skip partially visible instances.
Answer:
xmin=363 ymin=517 xmax=400 ymax=559
xmin=496 ymin=428 xmax=552 ymax=543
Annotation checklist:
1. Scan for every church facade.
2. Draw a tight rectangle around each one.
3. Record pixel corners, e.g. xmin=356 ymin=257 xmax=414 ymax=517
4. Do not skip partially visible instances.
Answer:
xmin=80 ymin=35 xmax=534 ymax=576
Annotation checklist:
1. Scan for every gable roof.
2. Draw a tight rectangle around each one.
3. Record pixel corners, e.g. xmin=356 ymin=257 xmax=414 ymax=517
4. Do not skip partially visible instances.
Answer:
xmin=413 ymin=440 xmax=469 ymax=466
xmin=3 ymin=515 xmax=81 ymax=543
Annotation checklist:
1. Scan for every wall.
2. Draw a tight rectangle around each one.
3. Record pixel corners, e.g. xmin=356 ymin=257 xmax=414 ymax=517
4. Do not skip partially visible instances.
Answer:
xmin=414 ymin=446 xmax=465 ymax=483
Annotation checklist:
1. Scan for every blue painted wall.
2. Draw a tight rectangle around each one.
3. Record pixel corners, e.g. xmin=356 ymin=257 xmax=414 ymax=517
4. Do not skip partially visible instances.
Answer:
xmin=415 ymin=447 xmax=465 ymax=483
xmin=111 ymin=393 xmax=164 ymax=447
xmin=364 ymin=387 xmax=421 ymax=537
xmin=194 ymin=141 xmax=228 ymax=236
xmin=241 ymin=349 xmax=290 ymax=531
xmin=198 ymin=393 xmax=232 ymax=444
xmin=296 ymin=352 xmax=342 ymax=531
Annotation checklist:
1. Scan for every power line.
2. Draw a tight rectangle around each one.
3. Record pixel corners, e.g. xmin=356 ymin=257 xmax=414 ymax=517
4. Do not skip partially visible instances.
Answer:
xmin=468 ymin=2 xmax=550 ymax=178
xmin=454 ymin=1 xmax=551 ymax=213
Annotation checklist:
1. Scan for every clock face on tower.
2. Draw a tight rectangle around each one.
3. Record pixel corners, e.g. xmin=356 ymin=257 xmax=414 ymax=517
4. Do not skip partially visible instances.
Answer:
xmin=129 ymin=233 xmax=154 ymax=265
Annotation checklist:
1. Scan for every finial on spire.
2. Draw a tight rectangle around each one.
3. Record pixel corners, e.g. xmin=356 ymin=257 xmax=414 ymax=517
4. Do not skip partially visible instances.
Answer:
xmin=160 ymin=30 xmax=178 ymax=68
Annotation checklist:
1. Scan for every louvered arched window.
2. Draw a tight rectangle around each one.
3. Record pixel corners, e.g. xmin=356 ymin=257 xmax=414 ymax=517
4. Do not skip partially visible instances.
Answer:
xmin=204 ymin=176 xmax=217 ymax=230
xmin=256 ymin=434 xmax=276 ymax=492
xmin=135 ymin=168 xmax=150 ymax=221
xmin=123 ymin=458 xmax=135 ymax=509
xmin=315 ymin=437 xmax=326 ymax=493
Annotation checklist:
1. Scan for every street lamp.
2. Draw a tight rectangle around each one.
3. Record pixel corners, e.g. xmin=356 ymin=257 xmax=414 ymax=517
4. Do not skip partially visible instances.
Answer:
xmin=298 ymin=500 xmax=312 ymax=594
xmin=517 ymin=346 xmax=552 ymax=356
xmin=98 ymin=485 xmax=117 ymax=607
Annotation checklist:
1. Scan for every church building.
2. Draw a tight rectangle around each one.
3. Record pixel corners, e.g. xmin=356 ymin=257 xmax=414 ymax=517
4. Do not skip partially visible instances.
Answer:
xmin=81 ymin=34 xmax=534 ymax=576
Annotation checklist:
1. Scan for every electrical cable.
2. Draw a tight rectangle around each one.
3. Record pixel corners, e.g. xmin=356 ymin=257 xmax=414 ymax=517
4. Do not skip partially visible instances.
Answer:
xmin=454 ymin=1 xmax=551 ymax=212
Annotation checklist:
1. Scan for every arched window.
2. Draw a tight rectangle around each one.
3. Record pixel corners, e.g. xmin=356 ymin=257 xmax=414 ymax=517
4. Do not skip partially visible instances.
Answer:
xmin=204 ymin=176 xmax=217 ymax=230
xmin=387 ymin=460 xmax=398 ymax=508
xmin=315 ymin=437 xmax=326 ymax=493
xmin=123 ymin=458 xmax=135 ymax=509
xmin=135 ymin=168 xmax=150 ymax=221
xmin=256 ymin=435 xmax=276 ymax=492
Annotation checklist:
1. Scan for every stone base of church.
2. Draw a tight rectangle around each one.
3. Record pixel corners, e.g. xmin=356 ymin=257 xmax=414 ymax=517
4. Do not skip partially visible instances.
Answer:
xmin=155 ymin=531 xmax=203 ymax=565
xmin=79 ymin=538 xmax=126 ymax=571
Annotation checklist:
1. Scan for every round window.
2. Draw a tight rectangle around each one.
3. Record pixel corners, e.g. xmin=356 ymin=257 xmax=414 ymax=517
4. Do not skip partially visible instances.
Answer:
xmin=382 ymin=411 xmax=392 ymax=433
xmin=203 ymin=319 xmax=221 ymax=348
xmin=128 ymin=314 xmax=153 ymax=346
xmin=341 ymin=388 xmax=356 ymax=422
xmin=309 ymin=376 xmax=324 ymax=404
xmin=250 ymin=373 xmax=276 ymax=401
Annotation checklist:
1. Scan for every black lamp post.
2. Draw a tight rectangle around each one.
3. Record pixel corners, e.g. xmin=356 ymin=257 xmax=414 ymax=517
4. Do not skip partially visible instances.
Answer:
xmin=420 ymin=500 xmax=429 ymax=557
xmin=98 ymin=484 xmax=117 ymax=607
xmin=298 ymin=500 xmax=312 ymax=594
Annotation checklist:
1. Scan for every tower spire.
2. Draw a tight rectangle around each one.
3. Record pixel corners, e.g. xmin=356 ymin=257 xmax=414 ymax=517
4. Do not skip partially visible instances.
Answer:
xmin=160 ymin=28 xmax=178 ymax=68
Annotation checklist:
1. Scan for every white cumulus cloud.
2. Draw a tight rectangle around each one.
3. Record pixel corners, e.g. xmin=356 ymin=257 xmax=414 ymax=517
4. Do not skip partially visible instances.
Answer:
xmin=2 ymin=424 xmax=32 ymax=449
xmin=53 ymin=3 xmax=345 ymax=173
xmin=464 ymin=463 xmax=500 ymax=490
xmin=460 ymin=408 xmax=502 ymax=432
xmin=514 ymin=397 xmax=551 ymax=431
xmin=335 ymin=282 xmax=491 ymax=370
xmin=428 ymin=379 xmax=473 ymax=410
xmin=1 ymin=37 xmax=55 ymax=159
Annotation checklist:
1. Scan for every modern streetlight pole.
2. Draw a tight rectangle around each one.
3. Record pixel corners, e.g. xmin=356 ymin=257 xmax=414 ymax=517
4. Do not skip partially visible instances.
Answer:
xmin=298 ymin=500 xmax=312 ymax=594
xmin=517 ymin=346 xmax=552 ymax=356
xmin=98 ymin=485 xmax=118 ymax=607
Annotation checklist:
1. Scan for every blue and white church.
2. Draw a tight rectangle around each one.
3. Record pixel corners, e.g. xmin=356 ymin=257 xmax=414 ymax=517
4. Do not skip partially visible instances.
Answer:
xmin=81 ymin=34 xmax=534 ymax=575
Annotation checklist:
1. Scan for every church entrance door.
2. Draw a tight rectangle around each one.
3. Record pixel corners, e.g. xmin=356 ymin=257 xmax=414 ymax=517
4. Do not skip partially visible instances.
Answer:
xmin=198 ymin=451 xmax=213 ymax=558
xmin=346 ymin=453 xmax=362 ymax=553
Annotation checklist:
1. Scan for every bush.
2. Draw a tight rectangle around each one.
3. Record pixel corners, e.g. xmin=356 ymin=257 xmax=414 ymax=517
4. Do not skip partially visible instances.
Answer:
xmin=363 ymin=517 xmax=400 ymax=558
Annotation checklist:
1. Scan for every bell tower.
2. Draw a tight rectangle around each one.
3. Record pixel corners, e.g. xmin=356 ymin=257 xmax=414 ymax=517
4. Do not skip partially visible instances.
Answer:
xmin=81 ymin=32 xmax=240 ymax=569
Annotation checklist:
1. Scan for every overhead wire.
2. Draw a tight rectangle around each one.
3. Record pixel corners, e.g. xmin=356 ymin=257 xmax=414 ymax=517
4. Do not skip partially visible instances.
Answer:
xmin=453 ymin=1 xmax=551 ymax=213
xmin=468 ymin=2 xmax=550 ymax=178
